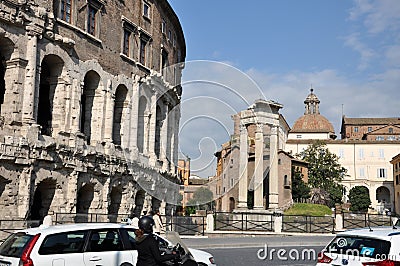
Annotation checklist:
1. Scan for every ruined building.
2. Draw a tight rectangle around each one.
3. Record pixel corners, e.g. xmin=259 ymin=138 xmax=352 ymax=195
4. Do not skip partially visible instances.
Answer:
xmin=0 ymin=0 xmax=185 ymax=221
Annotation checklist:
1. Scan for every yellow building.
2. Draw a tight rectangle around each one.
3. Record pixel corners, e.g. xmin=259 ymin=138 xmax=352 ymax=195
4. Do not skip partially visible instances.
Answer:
xmin=390 ymin=154 xmax=400 ymax=215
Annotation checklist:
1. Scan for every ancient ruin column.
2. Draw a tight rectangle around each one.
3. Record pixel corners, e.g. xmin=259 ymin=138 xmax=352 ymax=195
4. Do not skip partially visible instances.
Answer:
xmin=268 ymin=125 xmax=279 ymax=209
xmin=160 ymin=103 xmax=169 ymax=171
xmin=69 ymin=79 xmax=82 ymax=133
xmin=148 ymin=92 xmax=158 ymax=165
xmin=103 ymin=80 xmax=114 ymax=142
xmin=237 ymin=124 xmax=249 ymax=209
xmin=170 ymin=107 xmax=180 ymax=173
xmin=129 ymin=80 xmax=140 ymax=156
xmin=22 ymin=31 xmax=39 ymax=123
xmin=17 ymin=167 xmax=33 ymax=218
xmin=254 ymin=124 xmax=264 ymax=210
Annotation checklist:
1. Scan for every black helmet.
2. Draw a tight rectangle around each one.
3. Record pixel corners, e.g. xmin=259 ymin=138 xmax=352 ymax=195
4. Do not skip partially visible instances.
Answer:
xmin=138 ymin=216 xmax=154 ymax=233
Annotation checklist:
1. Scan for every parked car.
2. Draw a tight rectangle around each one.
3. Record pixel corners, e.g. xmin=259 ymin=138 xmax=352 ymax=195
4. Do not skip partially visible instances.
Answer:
xmin=317 ymin=227 xmax=400 ymax=266
xmin=0 ymin=223 xmax=216 ymax=266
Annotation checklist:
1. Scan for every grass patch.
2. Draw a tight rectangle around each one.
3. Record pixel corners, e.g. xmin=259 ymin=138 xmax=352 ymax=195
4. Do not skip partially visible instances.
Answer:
xmin=284 ymin=203 xmax=333 ymax=216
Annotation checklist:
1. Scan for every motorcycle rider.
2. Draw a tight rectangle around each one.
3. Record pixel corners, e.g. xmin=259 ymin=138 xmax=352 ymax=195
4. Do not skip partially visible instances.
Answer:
xmin=135 ymin=215 xmax=178 ymax=266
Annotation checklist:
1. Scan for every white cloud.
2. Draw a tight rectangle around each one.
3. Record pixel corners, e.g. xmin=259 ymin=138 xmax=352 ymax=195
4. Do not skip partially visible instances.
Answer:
xmin=385 ymin=45 xmax=400 ymax=67
xmin=343 ymin=33 xmax=375 ymax=70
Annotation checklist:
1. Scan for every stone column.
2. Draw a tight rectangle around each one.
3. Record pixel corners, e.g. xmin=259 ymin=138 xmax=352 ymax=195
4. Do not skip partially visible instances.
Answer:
xmin=237 ymin=124 xmax=249 ymax=209
xmin=170 ymin=107 xmax=180 ymax=173
xmin=129 ymin=80 xmax=140 ymax=156
xmin=22 ymin=31 xmax=39 ymax=124
xmin=66 ymin=171 xmax=79 ymax=214
xmin=160 ymin=103 xmax=169 ymax=171
xmin=254 ymin=124 xmax=264 ymax=210
xmin=69 ymin=79 xmax=82 ymax=133
xmin=148 ymin=92 xmax=158 ymax=165
xmin=268 ymin=125 xmax=279 ymax=209
xmin=18 ymin=167 xmax=33 ymax=218
xmin=103 ymin=80 xmax=114 ymax=142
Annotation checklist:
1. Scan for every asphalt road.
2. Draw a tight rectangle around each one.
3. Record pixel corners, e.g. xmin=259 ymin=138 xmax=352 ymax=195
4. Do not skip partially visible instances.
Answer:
xmin=182 ymin=235 xmax=333 ymax=266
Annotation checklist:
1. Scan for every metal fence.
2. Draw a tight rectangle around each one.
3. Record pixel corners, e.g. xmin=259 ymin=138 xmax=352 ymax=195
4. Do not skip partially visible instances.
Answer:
xmin=214 ymin=212 xmax=274 ymax=232
xmin=282 ymin=215 xmax=335 ymax=233
xmin=342 ymin=212 xmax=393 ymax=229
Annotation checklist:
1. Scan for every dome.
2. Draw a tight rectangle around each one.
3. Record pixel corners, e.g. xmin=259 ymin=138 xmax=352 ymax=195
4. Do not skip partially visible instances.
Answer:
xmin=291 ymin=114 xmax=335 ymax=133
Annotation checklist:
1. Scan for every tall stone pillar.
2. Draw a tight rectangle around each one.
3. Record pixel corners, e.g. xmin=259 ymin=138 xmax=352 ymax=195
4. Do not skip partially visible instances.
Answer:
xmin=160 ymin=103 xmax=169 ymax=171
xmin=237 ymin=124 xmax=248 ymax=209
xmin=18 ymin=167 xmax=33 ymax=218
xmin=148 ymin=92 xmax=158 ymax=165
xmin=268 ymin=125 xmax=279 ymax=209
xmin=22 ymin=32 xmax=39 ymax=124
xmin=103 ymin=80 xmax=114 ymax=142
xmin=254 ymin=124 xmax=264 ymax=210
xmin=69 ymin=79 xmax=82 ymax=133
xmin=171 ymin=108 xmax=180 ymax=173
xmin=129 ymin=80 xmax=140 ymax=156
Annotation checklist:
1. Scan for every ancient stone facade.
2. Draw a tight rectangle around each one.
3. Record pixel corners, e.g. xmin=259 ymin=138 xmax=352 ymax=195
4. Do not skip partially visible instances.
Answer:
xmin=0 ymin=0 xmax=185 ymax=221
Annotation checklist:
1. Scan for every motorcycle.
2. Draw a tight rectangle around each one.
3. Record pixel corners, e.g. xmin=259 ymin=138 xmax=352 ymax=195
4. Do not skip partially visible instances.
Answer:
xmin=160 ymin=231 xmax=198 ymax=266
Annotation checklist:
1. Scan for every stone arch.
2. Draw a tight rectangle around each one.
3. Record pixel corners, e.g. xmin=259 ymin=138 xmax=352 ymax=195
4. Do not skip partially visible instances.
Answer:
xmin=376 ymin=186 xmax=390 ymax=204
xmin=151 ymin=197 xmax=161 ymax=212
xmin=134 ymin=189 xmax=145 ymax=217
xmin=112 ymin=85 xmax=128 ymax=146
xmin=81 ymin=70 xmax=101 ymax=144
xmin=37 ymin=54 xmax=64 ymax=136
xmin=29 ymin=178 xmax=57 ymax=221
xmin=76 ymin=183 xmax=95 ymax=221
xmin=137 ymin=96 xmax=148 ymax=153
xmin=0 ymin=37 xmax=14 ymax=114
xmin=229 ymin=197 xmax=235 ymax=212
xmin=108 ymin=184 xmax=122 ymax=222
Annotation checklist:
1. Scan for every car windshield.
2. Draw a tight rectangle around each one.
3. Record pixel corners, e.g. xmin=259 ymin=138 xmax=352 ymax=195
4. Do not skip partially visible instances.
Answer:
xmin=0 ymin=232 xmax=34 ymax=258
xmin=325 ymin=236 xmax=391 ymax=258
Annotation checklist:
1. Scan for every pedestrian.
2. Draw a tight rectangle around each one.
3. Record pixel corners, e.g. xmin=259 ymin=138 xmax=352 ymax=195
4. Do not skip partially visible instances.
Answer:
xmin=135 ymin=216 xmax=178 ymax=266
xmin=153 ymin=210 xmax=164 ymax=235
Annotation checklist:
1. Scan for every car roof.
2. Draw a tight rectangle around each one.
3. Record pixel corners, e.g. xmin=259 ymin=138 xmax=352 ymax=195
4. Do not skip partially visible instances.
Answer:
xmin=16 ymin=223 xmax=138 ymax=235
xmin=337 ymin=227 xmax=400 ymax=240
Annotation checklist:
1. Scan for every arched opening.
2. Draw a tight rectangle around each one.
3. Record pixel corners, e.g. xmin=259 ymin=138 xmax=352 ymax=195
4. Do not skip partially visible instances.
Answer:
xmin=30 ymin=179 xmax=57 ymax=221
xmin=81 ymin=71 xmax=100 ymax=144
xmin=137 ymin=96 xmax=147 ymax=153
xmin=108 ymin=185 xmax=122 ymax=222
xmin=37 ymin=55 xmax=64 ymax=136
xmin=151 ymin=197 xmax=161 ymax=212
xmin=76 ymin=183 xmax=94 ymax=222
xmin=0 ymin=37 xmax=15 ymax=115
xmin=155 ymin=104 xmax=162 ymax=158
xmin=376 ymin=186 xmax=391 ymax=213
xmin=229 ymin=197 xmax=235 ymax=212
xmin=134 ymin=190 xmax=145 ymax=217
xmin=112 ymin=85 xmax=128 ymax=146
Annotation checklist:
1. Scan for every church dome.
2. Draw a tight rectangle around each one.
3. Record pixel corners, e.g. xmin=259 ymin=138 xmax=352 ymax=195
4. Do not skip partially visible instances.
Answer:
xmin=291 ymin=114 xmax=335 ymax=133
xmin=290 ymin=89 xmax=335 ymax=135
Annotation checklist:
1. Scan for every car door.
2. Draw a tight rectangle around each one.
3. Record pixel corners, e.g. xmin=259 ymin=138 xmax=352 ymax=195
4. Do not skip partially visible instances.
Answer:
xmin=83 ymin=229 xmax=134 ymax=266
xmin=34 ymin=230 xmax=88 ymax=266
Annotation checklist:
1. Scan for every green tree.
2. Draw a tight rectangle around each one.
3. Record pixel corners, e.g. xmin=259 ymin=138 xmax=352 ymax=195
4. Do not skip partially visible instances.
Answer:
xmin=348 ymin=186 xmax=371 ymax=212
xmin=186 ymin=187 xmax=214 ymax=215
xmin=291 ymin=167 xmax=310 ymax=202
xmin=298 ymin=140 xmax=347 ymax=208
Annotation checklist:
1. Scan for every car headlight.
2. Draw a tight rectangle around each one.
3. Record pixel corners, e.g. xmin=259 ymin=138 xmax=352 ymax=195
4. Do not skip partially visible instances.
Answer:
xmin=209 ymin=257 xmax=216 ymax=264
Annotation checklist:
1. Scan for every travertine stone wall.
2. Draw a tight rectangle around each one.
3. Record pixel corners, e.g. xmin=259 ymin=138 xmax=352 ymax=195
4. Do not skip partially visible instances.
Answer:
xmin=0 ymin=0 xmax=185 ymax=221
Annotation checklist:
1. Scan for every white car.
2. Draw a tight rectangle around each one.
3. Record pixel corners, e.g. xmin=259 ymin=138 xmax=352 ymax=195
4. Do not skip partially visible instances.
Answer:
xmin=0 ymin=223 xmax=216 ymax=266
xmin=317 ymin=227 xmax=400 ymax=266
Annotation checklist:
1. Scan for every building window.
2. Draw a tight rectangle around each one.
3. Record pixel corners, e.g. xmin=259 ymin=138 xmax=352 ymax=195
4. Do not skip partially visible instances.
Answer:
xmin=358 ymin=148 xmax=364 ymax=159
xmin=354 ymin=127 xmax=359 ymax=133
xmin=123 ymin=30 xmax=131 ymax=56
xmin=284 ymin=175 xmax=290 ymax=188
xmin=173 ymin=34 xmax=176 ymax=47
xmin=359 ymin=168 xmax=365 ymax=178
xmin=396 ymin=175 xmax=399 ymax=185
xmin=168 ymin=30 xmax=172 ymax=41
xmin=143 ymin=2 xmax=150 ymax=18
xmin=339 ymin=149 xmax=345 ymax=159
xmin=122 ymin=20 xmax=137 ymax=58
xmin=139 ymin=39 xmax=146 ymax=65
xmin=389 ymin=128 xmax=393 ymax=134
xmin=378 ymin=168 xmax=387 ymax=178
xmin=60 ymin=0 xmax=72 ymax=23
xmin=379 ymin=149 xmax=384 ymax=158
xmin=376 ymin=136 xmax=384 ymax=141
xmin=87 ymin=5 xmax=97 ymax=35
xmin=388 ymin=136 xmax=396 ymax=141
xmin=296 ymin=135 xmax=302 ymax=139
xmin=161 ymin=19 xmax=166 ymax=34
xmin=368 ymin=127 xmax=372 ymax=132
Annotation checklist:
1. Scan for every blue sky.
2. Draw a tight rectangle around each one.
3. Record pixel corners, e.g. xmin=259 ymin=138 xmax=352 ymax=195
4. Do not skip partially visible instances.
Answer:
xmin=168 ymin=0 xmax=400 ymax=177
